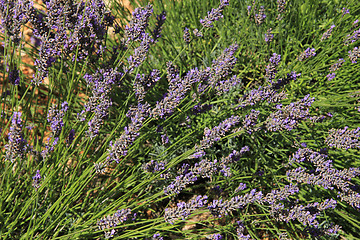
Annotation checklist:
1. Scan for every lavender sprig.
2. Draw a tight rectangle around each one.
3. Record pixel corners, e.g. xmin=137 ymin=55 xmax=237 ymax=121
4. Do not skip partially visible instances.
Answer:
xmin=5 ymin=112 xmax=27 ymax=162
xmin=164 ymin=195 xmax=208 ymax=224
xmin=325 ymin=126 xmax=360 ymax=149
xmin=298 ymin=48 xmax=316 ymax=61
xmin=200 ymin=0 xmax=230 ymax=28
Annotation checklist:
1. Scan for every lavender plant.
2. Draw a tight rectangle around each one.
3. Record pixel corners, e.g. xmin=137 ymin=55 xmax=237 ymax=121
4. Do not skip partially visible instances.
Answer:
xmin=1 ymin=0 xmax=360 ymax=239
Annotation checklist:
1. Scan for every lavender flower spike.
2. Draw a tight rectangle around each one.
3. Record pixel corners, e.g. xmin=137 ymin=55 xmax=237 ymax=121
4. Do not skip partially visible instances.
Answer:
xmin=164 ymin=195 xmax=208 ymax=224
xmin=200 ymin=0 xmax=230 ymax=28
xmin=32 ymin=170 xmax=41 ymax=190
xmin=5 ymin=112 xmax=27 ymax=162
xmin=124 ymin=4 xmax=153 ymax=43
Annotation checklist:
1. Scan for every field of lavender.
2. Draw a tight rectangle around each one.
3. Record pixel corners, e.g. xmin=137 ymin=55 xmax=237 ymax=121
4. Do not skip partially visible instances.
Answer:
xmin=1 ymin=0 xmax=360 ymax=239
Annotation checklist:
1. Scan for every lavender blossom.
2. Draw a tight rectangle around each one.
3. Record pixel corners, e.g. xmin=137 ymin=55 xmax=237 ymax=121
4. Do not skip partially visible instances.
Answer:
xmin=191 ymin=115 xmax=240 ymax=158
xmin=237 ymin=86 xmax=288 ymax=108
xmin=265 ymin=53 xmax=281 ymax=82
xmin=124 ymin=4 xmax=153 ymax=43
xmin=325 ymin=126 xmax=360 ymax=149
xmin=208 ymin=189 xmax=263 ymax=218
xmin=276 ymin=0 xmax=286 ymax=20
xmin=0 ymin=0 xmax=31 ymax=44
xmin=47 ymin=101 xmax=68 ymax=137
xmin=126 ymin=33 xmax=153 ymax=74
xmin=265 ymin=94 xmax=315 ymax=132
xmin=5 ymin=112 xmax=27 ymax=162
xmin=152 ymin=65 xmax=208 ymax=119
xmin=206 ymin=234 xmax=223 ymax=240
xmin=348 ymin=46 xmax=360 ymax=63
xmin=326 ymin=73 xmax=336 ymax=81
xmin=200 ymin=0 xmax=230 ymax=28
xmin=152 ymin=233 xmax=163 ymax=240
xmin=321 ymin=25 xmax=335 ymax=41
xmin=201 ymin=43 xmax=238 ymax=92
xmin=8 ymin=67 xmax=20 ymax=85
xmin=134 ymin=69 xmax=161 ymax=102
xmin=264 ymin=28 xmax=274 ymax=42
xmin=241 ymin=110 xmax=260 ymax=134
xmin=298 ymin=48 xmax=316 ymax=61
xmin=235 ymin=183 xmax=247 ymax=192
xmin=193 ymin=28 xmax=203 ymax=37
xmin=106 ymin=102 xmax=151 ymax=165
xmin=97 ymin=208 xmax=132 ymax=238
xmin=215 ymin=75 xmax=241 ymax=95
xmin=236 ymin=221 xmax=252 ymax=240
xmin=152 ymin=11 xmax=166 ymax=42
xmin=271 ymin=71 xmax=301 ymax=89
xmin=183 ymin=27 xmax=191 ymax=44
xmin=341 ymin=7 xmax=349 ymax=17
xmin=164 ymin=195 xmax=208 ymax=224
xmin=32 ymin=170 xmax=41 ymax=190
xmin=263 ymin=184 xmax=299 ymax=205
xmin=328 ymin=58 xmax=345 ymax=78
xmin=254 ymin=6 xmax=266 ymax=25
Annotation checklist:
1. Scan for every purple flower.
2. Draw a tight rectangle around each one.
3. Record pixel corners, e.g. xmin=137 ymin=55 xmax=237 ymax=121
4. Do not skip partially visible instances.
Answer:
xmin=208 ymin=189 xmax=263 ymax=218
xmin=32 ymin=170 xmax=41 ymax=190
xmin=265 ymin=53 xmax=281 ymax=81
xmin=8 ymin=67 xmax=20 ymax=85
xmin=164 ymin=195 xmax=208 ymax=224
xmin=192 ymin=115 xmax=240 ymax=158
xmin=134 ymin=69 xmax=161 ymax=102
xmin=124 ymin=4 xmax=153 ymax=43
xmin=326 ymin=72 xmax=336 ymax=81
xmin=321 ymin=24 xmax=335 ymax=41
xmin=5 ymin=112 xmax=27 ymax=162
xmin=276 ymin=0 xmax=286 ymax=20
xmin=206 ymin=233 xmax=223 ymax=240
xmin=152 ymin=11 xmax=166 ymax=42
xmin=125 ymin=33 xmax=153 ymax=74
xmin=97 ymin=208 xmax=132 ymax=238
xmin=265 ymin=28 xmax=274 ymax=42
xmin=349 ymin=46 xmax=360 ymax=63
xmin=200 ymin=0 xmax=230 ymax=28
xmin=298 ymin=48 xmax=316 ymax=61
xmin=325 ymin=126 xmax=360 ymax=150
xmin=183 ymin=27 xmax=191 ymax=43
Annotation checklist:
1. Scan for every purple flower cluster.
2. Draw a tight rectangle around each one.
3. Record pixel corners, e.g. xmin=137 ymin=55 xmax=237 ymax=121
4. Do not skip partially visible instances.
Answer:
xmin=271 ymin=71 xmax=301 ymax=89
xmin=325 ymin=126 xmax=360 ymax=149
xmin=152 ymin=64 xmax=208 ymax=119
xmin=206 ymin=233 xmax=223 ymax=240
xmin=344 ymin=27 xmax=360 ymax=45
xmin=276 ymin=0 xmax=286 ymax=20
xmin=265 ymin=94 xmax=315 ymax=131
xmin=152 ymin=233 xmax=163 ymax=240
xmin=298 ymin=48 xmax=316 ymax=61
xmin=237 ymin=86 xmax=288 ymax=108
xmin=326 ymin=58 xmax=345 ymax=81
xmin=247 ymin=3 xmax=266 ymax=25
xmin=265 ymin=53 xmax=281 ymax=82
xmin=165 ymin=148 xmax=248 ymax=195
xmin=27 ymin=0 xmax=115 ymax=85
xmin=164 ymin=195 xmax=208 ymax=224
xmin=0 ymin=0 xmax=31 ymax=44
xmin=205 ymin=43 xmax=239 ymax=90
xmin=152 ymin=11 xmax=166 ymax=42
xmin=348 ymin=46 xmax=360 ymax=63
xmin=200 ymin=0 xmax=230 ymax=28
xmin=126 ymin=33 xmax=154 ymax=74
xmin=97 ymin=208 xmax=133 ymax=238
xmin=183 ymin=27 xmax=191 ymax=44
xmin=236 ymin=221 xmax=252 ymax=240
xmin=125 ymin=4 xmax=153 ymax=43
xmin=263 ymin=184 xmax=299 ymax=204
xmin=207 ymin=189 xmax=263 ymax=218
xmin=215 ymin=75 xmax=242 ymax=95
xmin=81 ymin=68 xmax=121 ymax=139
xmin=270 ymin=199 xmax=337 ymax=228
xmin=321 ymin=25 xmax=335 ymax=41
xmin=134 ymin=69 xmax=161 ymax=102
xmin=8 ymin=67 xmax=20 ymax=85
xmin=106 ymin=102 xmax=151 ymax=166
xmin=265 ymin=28 xmax=274 ymax=42
xmin=32 ymin=170 xmax=41 ymax=190
xmin=5 ymin=112 xmax=27 ymax=162
xmin=192 ymin=115 xmax=240 ymax=158
xmin=47 ymin=101 xmax=68 ymax=137
xmin=287 ymin=148 xmax=360 ymax=209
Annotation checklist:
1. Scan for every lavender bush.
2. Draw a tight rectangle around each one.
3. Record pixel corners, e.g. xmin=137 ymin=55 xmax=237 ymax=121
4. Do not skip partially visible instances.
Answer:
xmin=0 ymin=0 xmax=360 ymax=239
